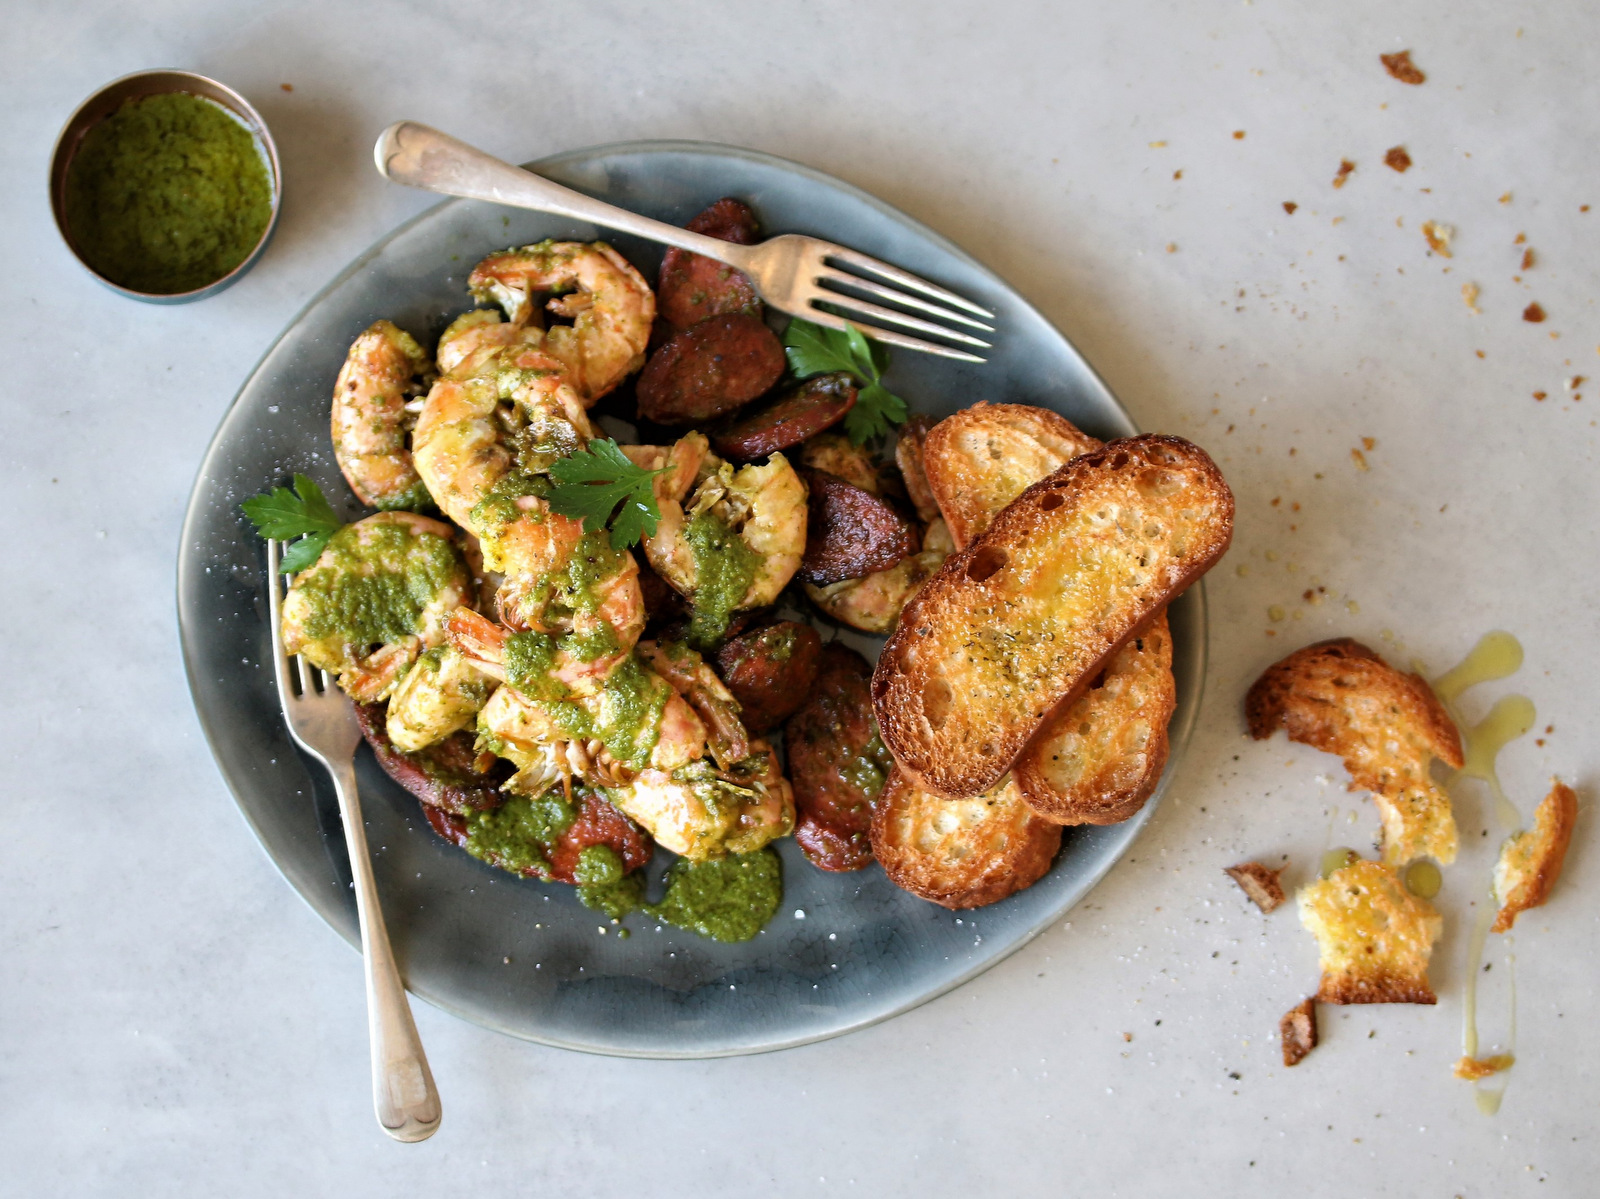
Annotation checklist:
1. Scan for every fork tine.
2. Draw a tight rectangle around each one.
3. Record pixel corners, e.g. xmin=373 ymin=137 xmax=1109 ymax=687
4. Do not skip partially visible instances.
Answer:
xmin=817 ymin=268 xmax=995 ymax=332
xmin=803 ymin=309 xmax=987 ymax=364
xmin=266 ymin=540 xmax=300 ymax=705
xmin=823 ymin=247 xmax=995 ymax=319
xmin=811 ymin=292 xmax=993 ymax=349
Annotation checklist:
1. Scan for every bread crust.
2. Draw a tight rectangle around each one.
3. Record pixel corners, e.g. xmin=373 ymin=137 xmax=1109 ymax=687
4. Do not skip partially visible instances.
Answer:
xmin=1492 ymin=778 xmax=1579 ymax=932
xmin=1247 ymin=638 xmax=1462 ymax=865
xmin=873 ymin=435 xmax=1233 ymax=798
xmin=1280 ymin=997 xmax=1318 ymax=1066
xmin=922 ymin=402 xmax=1102 ymax=549
xmin=922 ymin=403 xmax=1176 ymax=823
xmin=1226 ymin=860 xmax=1288 ymax=913
xmin=870 ymin=768 xmax=1061 ymax=908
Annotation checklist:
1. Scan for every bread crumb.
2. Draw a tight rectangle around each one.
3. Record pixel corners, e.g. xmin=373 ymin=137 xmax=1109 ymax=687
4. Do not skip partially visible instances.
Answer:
xmin=1462 ymin=282 xmax=1481 ymax=313
xmin=1566 ymin=376 xmax=1585 ymax=391
xmin=1514 ymin=231 xmax=1526 ymax=245
xmin=1361 ymin=436 xmax=1376 ymax=451
xmin=1384 ymin=146 xmax=1412 ymax=172
xmin=1174 ymin=169 xmax=1184 ymax=180
xmin=1148 ymin=140 xmax=1167 ymax=148
xmin=1499 ymin=192 xmax=1513 ymax=204
xmin=280 ymin=82 xmax=294 ymax=92
xmin=1492 ymin=779 xmax=1578 ymax=932
xmin=1380 ymin=50 xmax=1426 ymax=84
xmin=1454 ymin=1054 xmax=1514 ymax=1081
xmin=1351 ymin=448 xmax=1369 ymax=470
xmin=1226 ymin=862 xmax=1288 ymax=912
xmin=1167 ymin=242 xmax=1178 ymax=253
xmin=1421 ymin=221 xmax=1453 ymax=257
xmin=1534 ymin=391 xmax=1547 ymax=401
xmin=1333 ymin=159 xmax=1356 ymax=188
xmin=1523 ymin=302 xmax=1547 ymax=323
xmin=1521 ymin=248 xmax=1536 ymax=270
xmin=1233 ymin=130 xmax=1247 ymax=139
xmin=1299 ymin=860 xmax=1442 ymax=1004
xmin=1283 ymin=201 xmax=1298 ymax=214
xmin=1280 ymin=998 xmax=1318 ymax=1066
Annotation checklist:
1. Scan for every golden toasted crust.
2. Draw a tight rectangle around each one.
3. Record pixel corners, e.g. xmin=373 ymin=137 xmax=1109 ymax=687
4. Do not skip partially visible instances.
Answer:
xmin=1015 ymin=611 xmax=1175 ymax=823
xmin=1247 ymin=639 xmax=1462 ymax=866
xmin=1226 ymin=861 xmax=1287 ymax=913
xmin=921 ymin=404 xmax=1175 ymax=824
xmin=922 ymin=402 xmax=1102 ymax=549
xmin=1298 ymin=859 xmax=1442 ymax=1004
xmin=873 ymin=435 xmax=1233 ymax=798
xmin=1492 ymin=778 xmax=1578 ymax=932
xmin=870 ymin=768 xmax=1062 ymax=909
xmin=1280 ymin=998 xmax=1318 ymax=1066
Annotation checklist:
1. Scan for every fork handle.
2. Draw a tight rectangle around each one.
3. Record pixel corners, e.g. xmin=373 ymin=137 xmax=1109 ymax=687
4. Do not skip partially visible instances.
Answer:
xmin=375 ymin=121 xmax=754 ymax=270
xmin=327 ymin=758 xmax=442 ymax=1142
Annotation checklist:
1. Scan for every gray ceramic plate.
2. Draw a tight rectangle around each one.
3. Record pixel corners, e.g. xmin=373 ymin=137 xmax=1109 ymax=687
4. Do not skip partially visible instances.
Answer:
xmin=177 ymin=140 xmax=1206 ymax=1057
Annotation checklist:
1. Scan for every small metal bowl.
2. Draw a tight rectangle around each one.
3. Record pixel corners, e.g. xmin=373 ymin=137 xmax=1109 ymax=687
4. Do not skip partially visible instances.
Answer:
xmin=49 ymin=69 xmax=282 ymax=304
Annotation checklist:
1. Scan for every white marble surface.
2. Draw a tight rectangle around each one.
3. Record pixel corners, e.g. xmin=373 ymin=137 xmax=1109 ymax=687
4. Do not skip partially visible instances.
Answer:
xmin=4 ymin=1 xmax=1596 ymax=1194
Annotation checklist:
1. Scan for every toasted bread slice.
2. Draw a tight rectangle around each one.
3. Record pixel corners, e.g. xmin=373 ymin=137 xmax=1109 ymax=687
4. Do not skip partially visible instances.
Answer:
xmin=873 ymin=435 xmax=1233 ymax=798
xmin=922 ymin=404 xmax=1177 ymax=824
xmin=1247 ymin=639 xmax=1462 ymax=866
xmin=922 ymin=402 xmax=1102 ymax=549
xmin=1492 ymin=778 xmax=1578 ymax=932
xmin=870 ymin=768 xmax=1061 ymax=908
xmin=1298 ymin=858 xmax=1442 ymax=1004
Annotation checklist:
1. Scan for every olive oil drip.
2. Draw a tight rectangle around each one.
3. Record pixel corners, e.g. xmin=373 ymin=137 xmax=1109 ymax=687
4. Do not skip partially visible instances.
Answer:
xmin=1430 ymin=631 xmax=1530 ymax=1113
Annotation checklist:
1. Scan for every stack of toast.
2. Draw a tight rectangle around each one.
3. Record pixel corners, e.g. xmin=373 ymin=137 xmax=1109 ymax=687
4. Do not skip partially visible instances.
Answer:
xmin=868 ymin=403 xmax=1235 ymax=907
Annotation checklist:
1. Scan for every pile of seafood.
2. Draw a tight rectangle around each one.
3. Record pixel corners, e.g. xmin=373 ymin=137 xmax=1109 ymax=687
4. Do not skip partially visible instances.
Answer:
xmin=273 ymin=200 xmax=951 ymax=937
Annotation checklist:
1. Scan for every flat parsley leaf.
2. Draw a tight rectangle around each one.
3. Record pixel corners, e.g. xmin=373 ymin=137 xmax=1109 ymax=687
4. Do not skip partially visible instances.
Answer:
xmin=241 ymin=473 xmax=343 ymax=573
xmin=547 ymin=439 xmax=663 ymax=550
xmin=782 ymin=318 xmax=908 ymax=446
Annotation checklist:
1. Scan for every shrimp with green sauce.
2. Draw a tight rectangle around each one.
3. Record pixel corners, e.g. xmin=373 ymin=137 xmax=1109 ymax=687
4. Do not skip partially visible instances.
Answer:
xmin=330 ymin=320 xmax=433 ymax=510
xmin=623 ymin=432 xmax=807 ymax=647
xmin=468 ymin=240 xmax=654 ymax=402
xmin=280 ymin=511 xmax=473 ymax=703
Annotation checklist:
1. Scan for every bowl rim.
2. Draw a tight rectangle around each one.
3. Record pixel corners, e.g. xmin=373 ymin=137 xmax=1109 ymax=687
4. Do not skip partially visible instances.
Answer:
xmin=48 ymin=68 xmax=283 ymax=304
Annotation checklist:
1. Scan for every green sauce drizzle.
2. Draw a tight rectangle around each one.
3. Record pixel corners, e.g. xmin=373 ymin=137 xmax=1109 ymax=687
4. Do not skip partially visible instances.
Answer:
xmin=64 ymin=92 xmax=273 ymax=294
xmin=461 ymin=791 xmax=576 ymax=879
xmin=683 ymin=511 xmax=761 ymax=649
xmin=297 ymin=522 xmax=461 ymax=646
xmin=647 ymin=848 xmax=783 ymax=942
xmin=574 ymin=845 xmax=644 ymax=918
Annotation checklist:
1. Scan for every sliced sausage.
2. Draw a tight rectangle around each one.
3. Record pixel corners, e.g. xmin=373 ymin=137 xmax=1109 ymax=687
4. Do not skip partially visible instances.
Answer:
xmin=423 ymin=787 xmax=652 ymax=884
xmin=712 ymin=620 xmax=823 ymax=733
xmin=635 ymin=312 xmax=786 ymax=424
xmin=355 ymin=702 xmax=508 ymax=815
xmin=784 ymin=643 xmax=892 ymax=871
xmin=657 ymin=198 xmax=763 ymax=331
xmin=797 ymin=469 xmax=921 ymax=585
xmin=710 ymin=373 xmax=858 ymax=461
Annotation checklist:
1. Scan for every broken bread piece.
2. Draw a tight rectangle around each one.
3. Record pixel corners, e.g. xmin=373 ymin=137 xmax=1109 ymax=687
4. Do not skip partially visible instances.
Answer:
xmin=1492 ymin=778 xmax=1578 ymax=932
xmin=922 ymin=403 xmax=1177 ymax=825
xmin=1280 ymin=998 xmax=1318 ymax=1066
xmin=870 ymin=768 xmax=1061 ymax=909
xmin=874 ymin=435 xmax=1233 ymax=798
xmin=1298 ymin=858 xmax=1442 ymax=1004
xmin=1226 ymin=861 xmax=1287 ymax=912
xmin=1246 ymin=639 xmax=1462 ymax=866
xmin=1454 ymin=1054 xmax=1515 ymax=1081
xmin=922 ymin=402 xmax=1102 ymax=549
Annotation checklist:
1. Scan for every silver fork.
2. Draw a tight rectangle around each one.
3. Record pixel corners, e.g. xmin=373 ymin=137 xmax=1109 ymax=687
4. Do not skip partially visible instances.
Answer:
xmin=266 ymin=538 xmax=441 ymax=1143
xmin=374 ymin=121 xmax=995 ymax=363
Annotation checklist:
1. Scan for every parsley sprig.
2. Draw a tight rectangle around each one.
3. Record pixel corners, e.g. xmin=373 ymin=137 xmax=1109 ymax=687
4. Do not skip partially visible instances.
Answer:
xmin=547 ymin=439 xmax=663 ymax=550
xmin=782 ymin=318 xmax=908 ymax=445
xmin=242 ymin=473 xmax=343 ymax=573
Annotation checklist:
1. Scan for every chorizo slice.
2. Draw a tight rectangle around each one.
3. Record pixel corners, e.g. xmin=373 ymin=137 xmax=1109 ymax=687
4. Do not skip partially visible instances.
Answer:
xmin=783 ymin=643 xmax=893 ymax=871
xmin=712 ymin=620 xmax=823 ymax=734
xmin=657 ymin=198 xmax=763 ymax=331
xmin=797 ymin=468 xmax=921 ymax=585
xmin=355 ymin=702 xmax=507 ymax=815
xmin=710 ymin=373 xmax=858 ymax=461
xmin=542 ymin=789 xmax=654 ymax=883
xmin=635 ymin=312 xmax=786 ymax=424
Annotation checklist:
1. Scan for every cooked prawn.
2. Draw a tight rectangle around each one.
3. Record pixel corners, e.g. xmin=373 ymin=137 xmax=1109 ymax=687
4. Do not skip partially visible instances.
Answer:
xmin=637 ymin=640 xmax=750 ymax=769
xmin=386 ymin=644 xmax=496 ymax=752
xmin=469 ymin=240 xmax=654 ymax=402
xmin=624 ymin=433 xmax=807 ymax=621
xmin=330 ymin=320 xmax=433 ymax=510
xmin=613 ymin=742 xmax=794 ymax=860
xmin=280 ymin=511 xmax=472 ymax=702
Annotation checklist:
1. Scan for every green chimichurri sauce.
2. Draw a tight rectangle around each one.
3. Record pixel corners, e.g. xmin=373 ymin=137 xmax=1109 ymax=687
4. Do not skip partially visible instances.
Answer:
xmin=647 ymin=848 xmax=783 ymax=942
xmin=64 ymin=92 xmax=274 ymax=294
xmin=574 ymin=845 xmax=644 ymax=918
xmin=297 ymin=521 xmax=462 ymax=646
xmin=683 ymin=511 xmax=761 ymax=649
xmin=545 ymin=654 xmax=672 ymax=770
xmin=840 ymin=731 xmax=893 ymax=800
xmin=503 ymin=631 xmax=567 ymax=699
xmin=468 ymin=471 xmax=552 ymax=539
xmin=461 ymin=790 xmax=576 ymax=879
